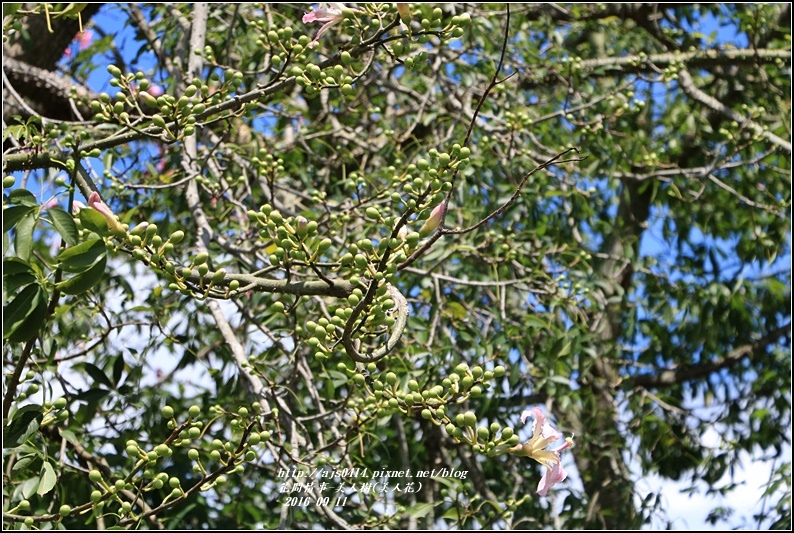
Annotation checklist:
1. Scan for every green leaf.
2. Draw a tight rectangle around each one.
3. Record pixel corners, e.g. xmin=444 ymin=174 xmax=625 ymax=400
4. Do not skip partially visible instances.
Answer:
xmin=46 ymin=206 xmax=79 ymax=246
xmin=3 ymin=283 xmax=48 ymax=342
xmin=13 ymin=211 xmax=36 ymax=261
xmin=55 ymin=253 xmax=107 ymax=294
xmin=78 ymin=207 xmax=110 ymax=236
xmin=112 ymin=354 xmax=124 ymax=386
xmin=405 ymin=502 xmax=436 ymax=519
xmin=3 ymin=404 xmax=43 ymax=448
xmin=37 ymin=461 xmax=57 ymax=496
xmin=20 ymin=476 xmax=39 ymax=499
xmin=8 ymin=188 xmax=38 ymax=207
xmin=57 ymin=238 xmax=106 ymax=273
xmin=549 ymin=336 xmax=572 ymax=359
xmin=81 ymin=362 xmax=114 ymax=389
xmin=2 ymin=205 xmax=35 ymax=233
xmin=2 ymin=257 xmax=34 ymax=277
xmin=2 ymin=3 xmax=22 ymax=18
xmin=524 ymin=315 xmax=547 ymax=329
xmin=2 ymin=272 xmax=37 ymax=299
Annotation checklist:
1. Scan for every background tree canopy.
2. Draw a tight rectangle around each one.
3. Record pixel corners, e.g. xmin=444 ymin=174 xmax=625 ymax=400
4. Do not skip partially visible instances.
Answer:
xmin=3 ymin=3 xmax=791 ymax=530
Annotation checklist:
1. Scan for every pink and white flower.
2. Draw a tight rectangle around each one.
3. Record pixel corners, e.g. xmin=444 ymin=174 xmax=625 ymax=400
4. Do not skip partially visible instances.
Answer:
xmin=510 ymin=407 xmax=574 ymax=496
xmin=88 ymin=191 xmax=123 ymax=233
xmin=302 ymin=3 xmax=354 ymax=49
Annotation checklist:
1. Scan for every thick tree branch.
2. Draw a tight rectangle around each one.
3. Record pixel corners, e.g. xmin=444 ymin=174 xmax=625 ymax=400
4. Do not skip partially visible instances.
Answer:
xmin=626 ymin=322 xmax=791 ymax=388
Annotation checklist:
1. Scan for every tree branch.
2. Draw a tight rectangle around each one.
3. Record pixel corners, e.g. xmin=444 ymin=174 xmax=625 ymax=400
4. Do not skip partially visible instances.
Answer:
xmin=626 ymin=322 xmax=791 ymax=388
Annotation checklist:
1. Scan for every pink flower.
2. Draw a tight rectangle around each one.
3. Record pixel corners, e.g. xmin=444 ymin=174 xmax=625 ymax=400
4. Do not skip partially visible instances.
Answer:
xmin=418 ymin=203 xmax=446 ymax=237
xmin=147 ymin=84 xmax=164 ymax=97
xmin=41 ymin=198 xmax=59 ymax=210
xmin=302 ymin=3 xmax=351 ymax=49
xmin=88 ymin=191 xmax=123 ymax=233
xmin=510 ymin=407 xmax=574 ymax=496
xmin=64 ymin=29 xmax=93 ymax=58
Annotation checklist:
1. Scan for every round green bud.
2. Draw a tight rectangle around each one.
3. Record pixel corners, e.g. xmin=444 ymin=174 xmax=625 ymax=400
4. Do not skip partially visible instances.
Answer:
xmin=317 ymin=238 xmax=333 ymax=253
xmin=494 ymin=365 xmax=506 ymax=378
xmin=463 ymin=411 xmax=477 ymax=427
xmin=155 ymin=444 xmax=171 ymax=457
xmin=188 ymin=426 xmax=201 ymax=439
xmin=89 ymin=469 xmax=102 ymax=482
xmin=211 ymin=268 xmax=227 ymax=284
xmin=446 ymin=423 xmax=456 ymax=435
xmin=501 ymin=427 xmax=514 ymax=440
xmin=152 ymin=478 xmax=164 ymax=489
xmin=229 ymin=280 xmax=240 ymax=291
xmin=3 ymin=176 xmax=16 ymax=188
xmin=193 ymin=252 xmax=209 ymax=265
xmin=161 ymin=405 xmax=174 ymax=419
xmin=215 ymin=475 xmax=227 ymax=486
xmin=209 ymin=450 xmax=221 ymax=461
xmin=126 ymin=444 xmax=139 ymax=457
xmin=438 ymin=152 xmax=451 ymax=166
xmin=189 ymin=405 xmax=201 ymax=418
xmin=407 ymin=379 xmax=419 ymax=391
xmin=90 ymin=490 xmax=102 ymax=502
xmin=385 ymin=372 xmax=398 ymax=385
xmin=19 ymin=499 xmax=30 ymax=510
xmin=421 ymin=408 xmax=433 ymax=420
xmin=59 ymin=504 xmax=72 ymax=517
xmin=54 ymin=397 xmax=67 ymax=409
xmin=477 ymin=426 xmax=490 ymax=441
xmin=259 ymin=430 xmax=271 ymax=442
xmin=471 ymin=366 xmax=483 ymax=379
xmin=188 ymin=448 xmax=200 ymax=461
xmin=470 ymin=385 xmax=482 ymax=397
xmin=169 ymin=476 xmax=181 ymax=488
xmin=24 ymin=517 xmax=34 ymax=527
xmin=238 ymin=407 xmax=249 ymax=417
xmin=365 ymin=207 xmax=380 ymax=219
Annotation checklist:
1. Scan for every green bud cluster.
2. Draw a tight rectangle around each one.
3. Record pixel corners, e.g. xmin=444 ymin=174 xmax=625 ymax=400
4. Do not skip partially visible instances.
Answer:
xmin=360 ymin=361 xmax=509 ymax=453
xmin=249 ymin=204 xmax=333 ymax=268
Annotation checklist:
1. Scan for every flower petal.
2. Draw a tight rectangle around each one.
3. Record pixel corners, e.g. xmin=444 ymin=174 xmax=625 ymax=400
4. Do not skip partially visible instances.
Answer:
xmin=537 ymin=461 xmax=568 ymax=497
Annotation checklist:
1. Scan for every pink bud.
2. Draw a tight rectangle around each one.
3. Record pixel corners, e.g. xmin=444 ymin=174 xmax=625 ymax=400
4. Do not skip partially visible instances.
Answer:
xmin=87 ymin=191 xmax=123 ymax=233
xmin=418 ymin=203 xmax=446 ymax=237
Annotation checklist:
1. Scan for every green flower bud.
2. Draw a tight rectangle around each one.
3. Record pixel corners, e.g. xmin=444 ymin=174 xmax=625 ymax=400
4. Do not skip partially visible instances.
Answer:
xmin=162 ymin=405 xmax=174 ymax=418
xmin=194 ymin=252 xmax=209 ymax=265
xmin=463 ymin=411 xmax=477 ymax=427
xmin=211 ymin=268 xmax=227 ymax=284
xmin=477 ymin=426 xmax=490 ymax=441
